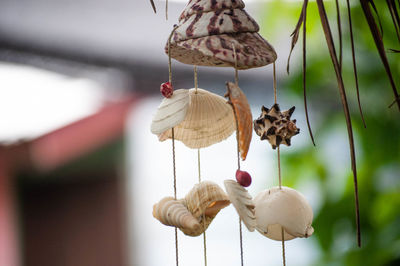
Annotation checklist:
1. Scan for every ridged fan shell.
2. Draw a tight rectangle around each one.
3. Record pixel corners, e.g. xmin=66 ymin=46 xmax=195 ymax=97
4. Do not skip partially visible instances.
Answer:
xmin=224 ymin=180 xmax=256 ymax=231
xmin=226 ymin=82 xmax=252 ymax=160
xmin=153 ymin=197 xmax=201 ymax=232
xmin=151 ymin=89 xmax=190 ymax=135
xmin=158 ymin=88 xmax=236 ymax=149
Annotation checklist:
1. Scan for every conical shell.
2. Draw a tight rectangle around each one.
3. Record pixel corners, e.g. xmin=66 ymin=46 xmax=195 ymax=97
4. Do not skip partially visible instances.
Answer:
xmin=151 ymin=89 xmax=190 ymax=135
xmin=179 ymin=0 xmax=245 ymax=22
xmin=153 ymin=197 xmax=201 ymax=232
xmin=254 ymin=186 xmax=314 ymax=241
xmin=166 ymin=0 xmax=277 ymax=69
xmin=224 ymin=180 xmax=256 ymax=232
xmin=181 ymin=181 xmax=230 ymax=236
xmin=158 ymin=88 xmax=236 ymax=149
xmin=225 ymin=82 xmax=252 ymax=160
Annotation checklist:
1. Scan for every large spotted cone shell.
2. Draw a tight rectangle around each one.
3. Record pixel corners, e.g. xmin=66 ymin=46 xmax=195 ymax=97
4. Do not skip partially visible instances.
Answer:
xmin=166 ymin=0 xmax=277 ymax=69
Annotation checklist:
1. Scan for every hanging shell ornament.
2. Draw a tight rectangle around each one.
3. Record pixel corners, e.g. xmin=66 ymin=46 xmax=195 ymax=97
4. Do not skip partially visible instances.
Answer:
xmin=166 ymin=0 xmax=277 ymax=69
xmin=254 ymin=186 xmax=314 ymax=241
xmin=181 ymin=181 xmax=231 ymax=236
xmin=224 ymin=180 xmax=256 ymax=232
xmin=253 ymin=103 xmax=300 ymax=149
xmin=225 ymin=82 xmax=252 ymax=160
xmin=158 ymin=88 xmax=236 ymax=149
xmin=153 ymin=197 xmax=201 ymax=232
xmin=151 ymin=89 xmax=190 ymax=135
xmin=153 ymin=181 xmax=230 ymax=236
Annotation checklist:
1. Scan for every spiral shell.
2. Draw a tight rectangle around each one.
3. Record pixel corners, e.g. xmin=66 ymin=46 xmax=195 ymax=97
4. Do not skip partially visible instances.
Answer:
xmin=254 ymin=186 xmax=314 ymax=241
xmin=181 ymin=181 xmax=230 ymax=236
xmin=166 ymin=0 xmax=277 ymax=69
xmin=225 ymin=82 xmax=252 ymax=160
xmin=158 ymin=88 xmax=236 ymax=149
xmin=224 ymin=180 xmax=256 ymax=231
xmin=153 ymin=197 xmax=200 ymax=232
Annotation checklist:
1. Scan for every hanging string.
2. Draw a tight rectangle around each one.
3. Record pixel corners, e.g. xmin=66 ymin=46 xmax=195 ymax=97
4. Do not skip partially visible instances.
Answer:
xmin=168 ymin=25 xmax=178 ymax=84
xmin=194 ymin=66 xmax=198 ymax=94
xmin=231 ymin=42 xmax=244 ymax=266
xmin=165 ymin=0 xmax=168 ymax=20
xmin=194 ymin=67 xmax=207 ymax=266
xmin=169 ymin=25 xmax=179 ymax=266
xmin=273 ymin=62 xmax=286 ymax=266
xmin=171 ymin=128 xmax=179 ymax=266
xmin=281 ymin=227 xmax=286 ymax=266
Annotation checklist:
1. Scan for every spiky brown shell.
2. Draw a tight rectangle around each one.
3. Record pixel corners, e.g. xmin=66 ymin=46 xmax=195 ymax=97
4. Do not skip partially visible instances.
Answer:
xmin=253 ymin=104 xmax=299 ymax=149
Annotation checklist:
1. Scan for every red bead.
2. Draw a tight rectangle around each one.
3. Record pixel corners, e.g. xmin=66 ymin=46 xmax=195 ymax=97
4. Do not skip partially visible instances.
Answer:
xmin=160 ymin=82 xmax=173 ymax=98
xmin=236 ymin=170 xmax=252 ymax=187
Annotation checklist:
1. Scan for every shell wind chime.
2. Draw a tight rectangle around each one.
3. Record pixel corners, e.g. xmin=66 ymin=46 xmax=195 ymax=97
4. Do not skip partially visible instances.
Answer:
xmin=150 ymin=0 xmax=314 ymax=265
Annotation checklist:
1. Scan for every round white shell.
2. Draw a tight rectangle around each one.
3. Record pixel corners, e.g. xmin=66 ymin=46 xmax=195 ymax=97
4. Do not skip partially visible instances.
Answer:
xmin=254 ymin=186 xmax=314 ymax=241
xmin=158 ymin=88 xmax=235 ymax=149
xmin=150 ymin=89 xmax=190 ymax=135
xmin=224 ymin=180 xmax=256 ymax=232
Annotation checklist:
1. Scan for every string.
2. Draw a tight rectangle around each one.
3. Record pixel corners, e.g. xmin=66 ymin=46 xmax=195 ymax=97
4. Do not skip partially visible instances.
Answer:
xmin=165 ymin=0 xmax=168 ymax=20
xmin=167 ymin=25 xmax=178 ymax=84
xmin=231 ymin=42 xmax=244 ymax=266
xmin=197 ymin=149 xmax=208 ymax=266
xmin=172 ymin=128 xmax=179 ymax=266
xmin=281 ymin=227 xmax=286 ymax=266
xmin=232 ymin=43 xmax=239 ymax=85
xmin=194 ymin=66 xmax=198 ymax=94
xmin=273 ymin=62 xmax=285 ymax=265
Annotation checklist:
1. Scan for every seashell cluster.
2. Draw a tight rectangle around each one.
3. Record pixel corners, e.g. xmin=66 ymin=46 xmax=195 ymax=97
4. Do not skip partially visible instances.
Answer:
xmin=166 ymin=0 xmax=277 ymax=69
xmin=254 ymin=186 xmax=314 ymax=241
xmin=153 ymin=181 xmax=230 ymax=236
xmin=225 ymin=82 xmax=252 ymax=160
xmin=152 ymin=88 xmax=236 ymax=149
xmin=253 ymin=103 xmax=300 ymax=149
xmin=224 ymin=180 xmax=256 ymax=232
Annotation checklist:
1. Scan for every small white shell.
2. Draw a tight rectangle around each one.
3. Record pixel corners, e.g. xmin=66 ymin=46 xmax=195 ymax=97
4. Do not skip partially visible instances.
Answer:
xmin=150 ymin=89 xmax=190 ymax=135
xmin=254 ymin=186 xmax=314 ymax=241
xmin=224 ymin=180 xmax=256 ymax=232
xmin=158 ymin=88 xmax=236 ymax=149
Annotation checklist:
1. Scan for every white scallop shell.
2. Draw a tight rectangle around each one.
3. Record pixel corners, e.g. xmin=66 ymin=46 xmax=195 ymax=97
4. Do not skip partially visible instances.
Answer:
xmin=254 ymin=186 xmax=314 ymax=241
xmin=224 ymin=180 xmax=256 ymax=232
xmin=158 ymin=88 xmax=236 ymax=149
xmin=150 ymin=89 xmax=190 ymax=135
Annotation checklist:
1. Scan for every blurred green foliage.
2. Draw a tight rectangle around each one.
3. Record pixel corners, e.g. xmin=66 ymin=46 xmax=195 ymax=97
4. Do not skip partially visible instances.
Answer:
xmin=261 ymin=1 xmax=400 ymax=265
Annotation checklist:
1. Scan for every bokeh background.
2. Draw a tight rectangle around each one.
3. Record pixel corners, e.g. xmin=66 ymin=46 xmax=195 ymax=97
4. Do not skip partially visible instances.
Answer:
xmin=0 ymin=0 xmax=399 ymax=266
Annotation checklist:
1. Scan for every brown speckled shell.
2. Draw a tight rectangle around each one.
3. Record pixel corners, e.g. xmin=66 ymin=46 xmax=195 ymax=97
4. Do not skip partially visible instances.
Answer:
xmin=166 ymin=0 xmax=277 ymax=69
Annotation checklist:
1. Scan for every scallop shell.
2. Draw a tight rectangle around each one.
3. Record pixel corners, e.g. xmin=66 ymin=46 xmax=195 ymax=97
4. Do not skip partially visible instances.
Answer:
xmin=166 ymin=0 xmax=277 ymax=69
xmin=224 ymin=180 xmax=256 ymax=232
xmin=254 ymin=186 xmax=314 ymax=241
xmin=150 ymin=89 xmax=190 ymax=135
xmin=153 ymin=197 xmax=201 ymax=232
xmin=181 ymin=181 xmax=230 ymax=236
xmin=225 ymin=82 xmax=252 ymax=160
xmin=158 ymin=88 xmax=236 ymax=149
